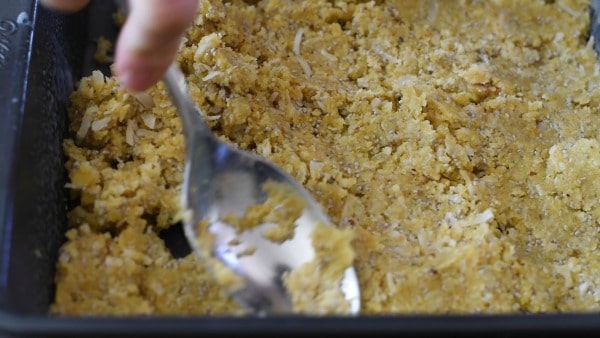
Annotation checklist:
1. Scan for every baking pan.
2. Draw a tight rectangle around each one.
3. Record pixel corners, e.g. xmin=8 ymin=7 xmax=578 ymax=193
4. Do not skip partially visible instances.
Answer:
xmin=1 ymin=0 xmax=600 ymax=337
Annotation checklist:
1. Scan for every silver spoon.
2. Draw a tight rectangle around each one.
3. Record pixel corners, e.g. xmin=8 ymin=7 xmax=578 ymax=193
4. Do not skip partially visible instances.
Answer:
xmin=162 ymin=64 xmax=361 ymax=315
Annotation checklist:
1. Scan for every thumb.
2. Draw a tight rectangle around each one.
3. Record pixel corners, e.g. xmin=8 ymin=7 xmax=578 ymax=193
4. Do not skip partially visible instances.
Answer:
xmin=114 ymin=0 xmax=198 ymax=92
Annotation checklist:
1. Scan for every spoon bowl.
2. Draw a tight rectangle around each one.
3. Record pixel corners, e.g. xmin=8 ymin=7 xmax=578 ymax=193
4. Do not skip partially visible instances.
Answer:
xmin=162 ymin=64 xmax=361 ymax=315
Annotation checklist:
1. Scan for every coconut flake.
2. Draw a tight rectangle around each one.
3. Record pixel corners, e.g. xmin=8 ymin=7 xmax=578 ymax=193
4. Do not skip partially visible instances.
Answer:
xmin=91 ymin=70 xmax=105 ymax=89
xmin=203 ymin=71 xmax=222 ymax=81
xmin=472 ymin=208 xmax=494 ymax=225
xmin=296 ymin=56 xmax=312 ymax=77
xmin=91 ymin=117 xmax=111 ymax=131
xmin=136 ymin=128 xmax=158 ymax=138
xmin=141 ymin=113 xmax=156 ymax=129
xmin=194 ymin=33 xmax=222 ymax=60
xmin=76 ymin=106 xmax=99 ymax=139
xmin=427 ymin=0 xmax=438 ymax=22
xmin=320 ymin=49 xmax=337 ymax=62
xmin=293 ymin=28 xmax=305 ymax=55
xmin=77 ymin=114 xmax=92 ymax=139
xmin=557 ymin=3 xmax=579 ymax=17
xmin=309 ymin=160 xmax=324 ymax=176
xmin=126 ymin=119 xmax=137 ymax=146
xmin=372 ymin=44 xmax=401 ymax=65
xmin=132 ymin=91 xmax=154 ymax=108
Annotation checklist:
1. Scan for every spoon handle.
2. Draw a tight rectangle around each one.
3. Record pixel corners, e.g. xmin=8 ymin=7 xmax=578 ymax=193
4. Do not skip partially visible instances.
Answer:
xmin=163 ymin=64 xmax=213 ymax=143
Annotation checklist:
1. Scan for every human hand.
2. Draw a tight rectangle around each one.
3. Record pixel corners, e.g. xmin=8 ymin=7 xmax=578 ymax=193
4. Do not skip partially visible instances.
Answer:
xmin=40 ymin=0 xmax=198 ymax=92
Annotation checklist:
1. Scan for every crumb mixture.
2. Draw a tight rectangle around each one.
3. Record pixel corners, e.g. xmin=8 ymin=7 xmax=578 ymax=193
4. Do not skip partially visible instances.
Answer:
xmin=52 ymin=0 xmax=600 ymax=315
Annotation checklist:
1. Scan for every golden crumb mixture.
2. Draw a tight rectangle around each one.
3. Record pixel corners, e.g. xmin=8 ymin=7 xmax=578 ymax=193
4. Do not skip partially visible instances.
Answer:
xmin=52 ymin=0 xmax=600 ymax=315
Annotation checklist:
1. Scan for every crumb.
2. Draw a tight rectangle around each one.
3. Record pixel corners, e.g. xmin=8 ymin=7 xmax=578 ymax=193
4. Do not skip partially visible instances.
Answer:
xmin=94 ymin=37 xmax=113 ymax=64
xmin=53 ymin=0 xmax=600 ymax=315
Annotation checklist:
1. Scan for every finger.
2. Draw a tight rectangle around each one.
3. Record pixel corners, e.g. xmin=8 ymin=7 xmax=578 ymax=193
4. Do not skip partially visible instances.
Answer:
xmin=114 ymin=0 xmax=198 ymax=92
xmin=39 ymin=0 xmax=90 ymax=13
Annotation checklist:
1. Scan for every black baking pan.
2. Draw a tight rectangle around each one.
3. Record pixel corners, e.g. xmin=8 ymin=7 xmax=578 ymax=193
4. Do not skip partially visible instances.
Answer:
xmin=1 ymin=0 xmax=600 ymax=337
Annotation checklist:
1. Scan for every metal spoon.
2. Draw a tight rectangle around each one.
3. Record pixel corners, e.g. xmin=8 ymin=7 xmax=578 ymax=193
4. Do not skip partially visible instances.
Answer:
xmin=162 ymin=64 xmax=361 ymax=315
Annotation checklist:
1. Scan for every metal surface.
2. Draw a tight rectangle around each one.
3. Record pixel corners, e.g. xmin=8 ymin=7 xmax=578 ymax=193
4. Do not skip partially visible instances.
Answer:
xmin=163 ymin=64 xmax=360 ymax=315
